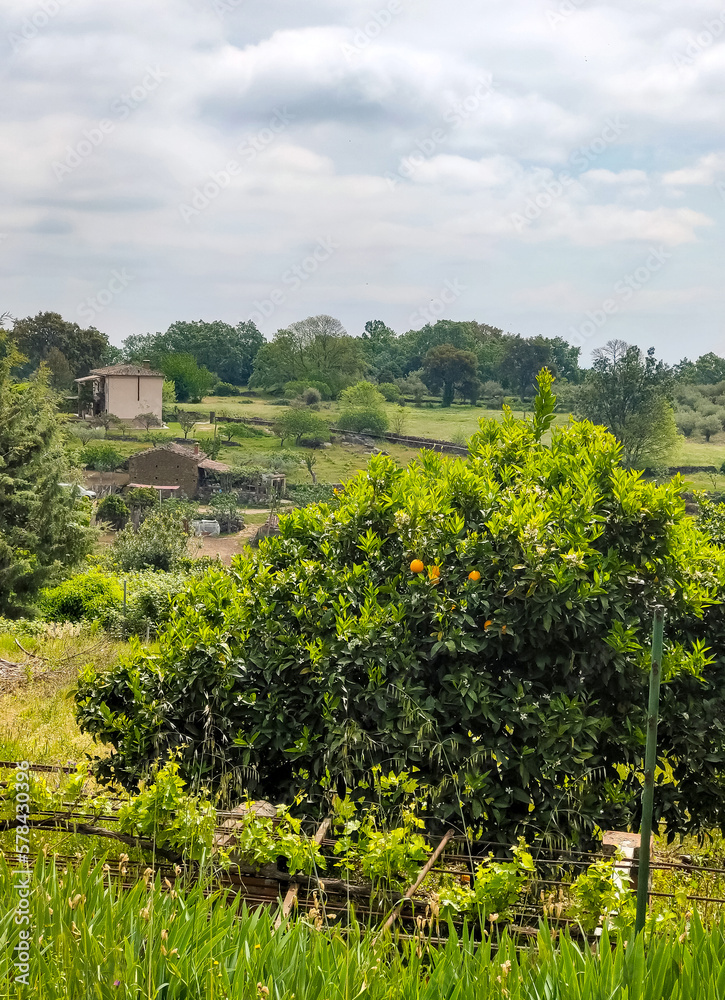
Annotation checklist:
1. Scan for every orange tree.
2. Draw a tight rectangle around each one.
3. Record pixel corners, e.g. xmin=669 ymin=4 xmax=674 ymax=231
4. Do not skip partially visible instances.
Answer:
xmin=76 ymin=371 xmax=725 ymax=845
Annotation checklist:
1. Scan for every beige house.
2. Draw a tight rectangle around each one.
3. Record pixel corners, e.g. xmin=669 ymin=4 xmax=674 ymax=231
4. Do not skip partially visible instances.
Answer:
xmin=75 ymin=361 xmax=164 ymax=423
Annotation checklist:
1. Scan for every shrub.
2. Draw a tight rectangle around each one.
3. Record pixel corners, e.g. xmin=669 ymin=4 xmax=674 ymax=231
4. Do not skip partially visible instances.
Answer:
xmin=75 ymin=372 xmax=725 ymax=846
xmin=69 ymin=425 xmax=106 ymax=444
xmin=285 ymin=483 xmax=341 ymax=507
xmin=221 ymin=421 xmax=266 ymax=442
xmin=103 ymin=569 xmax=190 ymax=637
xmin=284 ymin=380 xmax=331 ymax=401
xmin=214 ymin=381 xmax=241 ymax=396
xmin=273 ymin=409 xmax=330 ymax=447
xmin=106 ymin=509 xmax=190 ymax=572
xmin=39 ymin=571 xmax=123 ymax=622
xmin=337 ymin=381 xmax=389 ymax=435
xmin=377 ymin=382 xmax=401 ymax=402
xmin=301 ymin=387 xmax=322 ymax=405
xmin=125 ymin=486 xmax=159 ymax=510
xmin=675 ymin=410 xmax=697 ymax=437
xmin=81 ymin=442 xmax=123 ymax=471
xmin=96 ymin=494 xmax=129 ymax=528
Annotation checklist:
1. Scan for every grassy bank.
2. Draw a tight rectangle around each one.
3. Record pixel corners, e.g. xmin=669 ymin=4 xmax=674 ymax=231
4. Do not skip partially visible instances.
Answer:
xmin=1 ymin=857 xmax=723 ymax=999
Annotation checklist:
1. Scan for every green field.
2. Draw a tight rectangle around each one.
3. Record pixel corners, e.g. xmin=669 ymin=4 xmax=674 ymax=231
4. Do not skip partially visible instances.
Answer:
xmin=89 ymin=397 xmax=725 ymax=491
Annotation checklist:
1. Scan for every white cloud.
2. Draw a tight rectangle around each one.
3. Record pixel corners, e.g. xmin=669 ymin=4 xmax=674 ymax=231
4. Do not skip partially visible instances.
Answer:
xmin=662 ymin=152 xmax=725 ymax=186
xmin=0 ymin=0 xmax=722 ymax=357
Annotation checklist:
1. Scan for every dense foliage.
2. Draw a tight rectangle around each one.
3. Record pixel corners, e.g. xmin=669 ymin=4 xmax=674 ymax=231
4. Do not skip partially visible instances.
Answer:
xmin=76 ymin=372 xmax=725 ymax=844
xmin=0 ymin=348 xmax=96 ymax=614
xmin=39 ymin=570 xmax=122 ymax=622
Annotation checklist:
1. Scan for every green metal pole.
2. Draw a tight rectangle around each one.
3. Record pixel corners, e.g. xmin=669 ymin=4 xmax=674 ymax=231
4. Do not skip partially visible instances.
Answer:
xmin=635 ymin=604 xmax=665 ymax=935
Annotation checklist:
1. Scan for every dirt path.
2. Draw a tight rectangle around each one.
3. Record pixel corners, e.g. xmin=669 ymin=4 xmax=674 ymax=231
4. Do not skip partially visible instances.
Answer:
xmin=193 ymin=524 xmax=259 ymax=564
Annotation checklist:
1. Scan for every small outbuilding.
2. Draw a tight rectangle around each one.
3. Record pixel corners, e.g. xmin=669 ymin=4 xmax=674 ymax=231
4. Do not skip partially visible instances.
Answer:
xmin=127 ymin=443 xmax=229 ymax=500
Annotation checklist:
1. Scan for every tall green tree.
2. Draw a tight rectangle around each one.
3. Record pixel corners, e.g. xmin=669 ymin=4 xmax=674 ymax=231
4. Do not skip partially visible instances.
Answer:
xmin=0 ymin=348 xmax=95 ymax=614
xmin=578 ymin=340 xmax=677 ymax=468
xmin=423 ymin=344 xmax=479 ymax=407
xmin=159 ymin=354 xmax=215 ymax=403
xmin=12 ymin=311 xmax=111 ymax=379
xmin=124 ymin=320 xmax=264 ymax=387
xmin=250 ymin=316 xmax=363 ymax=396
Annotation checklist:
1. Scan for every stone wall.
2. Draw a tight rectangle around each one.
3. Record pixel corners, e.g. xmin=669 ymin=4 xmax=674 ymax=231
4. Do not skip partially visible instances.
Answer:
xmin=128 ymin=450 xmax=200 ymax=498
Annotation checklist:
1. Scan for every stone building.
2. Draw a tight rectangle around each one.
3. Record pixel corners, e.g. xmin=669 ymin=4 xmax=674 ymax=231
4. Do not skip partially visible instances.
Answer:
xmin=127 ymin=443 xmax=229 ymax=499
xmin=75 ymin=360 xmax=164 ymax=423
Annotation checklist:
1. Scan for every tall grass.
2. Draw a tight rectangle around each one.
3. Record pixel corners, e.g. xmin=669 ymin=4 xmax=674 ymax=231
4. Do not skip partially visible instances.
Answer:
xmin=2 ymin=855 xmax=725 ymax=999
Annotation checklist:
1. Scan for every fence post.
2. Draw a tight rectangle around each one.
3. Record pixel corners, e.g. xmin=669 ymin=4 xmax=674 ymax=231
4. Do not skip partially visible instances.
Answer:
xmin=635 ymin=605 xmax=665 ymax=935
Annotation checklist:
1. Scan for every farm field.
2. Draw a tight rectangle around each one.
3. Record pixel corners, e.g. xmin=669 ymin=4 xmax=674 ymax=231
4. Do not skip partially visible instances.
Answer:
xmin=184 ymin=394 xmax=725 ymax=472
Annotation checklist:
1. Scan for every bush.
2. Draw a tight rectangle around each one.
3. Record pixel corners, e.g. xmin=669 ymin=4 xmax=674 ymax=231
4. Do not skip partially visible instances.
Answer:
xmin=96 ymin=494 xmax=129 ymax=528
xmin=39 ymin=571 xmax=123 ymax=623
xmin=103 ymin=569 xmax=190 ymax=637
xmin=76 ymin=371 xmax=725 ymax=846
xmin=273 ymin=409 xmax=330 ymax=447
xmin=285 ymin=483 xmax=341 ymax=507
xmin=337 ymin=381 xmax=389 ymax=435
xmin=283 ymin=380 xmax=332 ymax=401
xmin=214 ymin=382 xmax=242 ymax=396
xmin=69 ymin=425 xmax=106 ymax=444
xmin=106 ymin=509 xmax=191 ymax=572
xmin=124 ymin=487 xmax=159 ymax=510
xmin=221 ymin=421 xmax=266 ymax=442
xmin=675 ymin=411 xmax=697 ymax=438
xmin=377 ymin=382 xmax=401 ymax=402
xmin=301 ymin=387 xmax=322 ymax=405
xmin=81 ymin=442 xmax=123 ymax=471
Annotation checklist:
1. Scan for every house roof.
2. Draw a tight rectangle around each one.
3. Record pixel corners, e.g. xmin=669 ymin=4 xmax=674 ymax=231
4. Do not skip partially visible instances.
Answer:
xmin=131 ymin=443 xmax=229 ymax=473
xmin=88 ymin=364 xmax=164 ymax=378
xmin=198 ymin=458 xmax=231 ymax=472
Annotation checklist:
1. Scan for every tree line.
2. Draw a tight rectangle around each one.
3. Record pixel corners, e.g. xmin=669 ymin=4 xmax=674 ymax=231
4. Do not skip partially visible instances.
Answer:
xmin=4 ymin=310 xmax=725 ymax=467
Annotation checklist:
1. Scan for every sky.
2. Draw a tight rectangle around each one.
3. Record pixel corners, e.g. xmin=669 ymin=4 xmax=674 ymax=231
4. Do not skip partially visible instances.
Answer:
xmin=1 ymin=0 xmax=724 ymax=363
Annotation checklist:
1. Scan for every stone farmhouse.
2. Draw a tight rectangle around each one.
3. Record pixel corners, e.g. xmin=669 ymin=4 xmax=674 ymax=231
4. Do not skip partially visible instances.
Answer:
xmin=127 ymin=443 xmax=229 ymax=500
xmin=75 ymin=361 xmax=163 ymax=423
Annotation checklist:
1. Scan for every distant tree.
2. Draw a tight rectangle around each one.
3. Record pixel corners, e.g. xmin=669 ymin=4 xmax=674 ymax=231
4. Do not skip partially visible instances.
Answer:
xmin=398 ymin=370 xmax=427 ymax=406
xmin=0 ymin=347 xmax=95 ymax=613
xmin=422 ymin=345 xmax=478 ymax=407
xmin=699 ymin=413 xmax=722 ymax=442
xmin=695 ymin=353 xmax=725 ymax=385
xmin=162 ymin=379 xmax=177 ymax=420
xmin=160 ymin=354 xmax=214 ymax=403
xmin=273 ymin=408 xmax=330 ymax=447
xmin=578 ymin=341 xmax=676 ymax=467
xmin=304 ymin=452 xmax=317 ymax=484
xmin=123 ymin=320 xmax=264 ymax=387
xmin=337 ymin=381 xmax=389 ymax=435
xmin=301 ymin=387 xmax=322 ymax=406
xmin=92 ymin=411 xmax=121 ymax=433
xmin=481 ymin=380 xmax=505 ymax=406
xmin=377 ymin=382 xmax=402 ymax=402
xmin=137 ymin=412 xmax=161 ymax=432
xmin=250 ymin=315 xmax=363 ymax=396
xmin=12 ymin=311 xmax=111 ymax=379
xmin=675 ymin=411 xmax=697 ymax=438
xmin=44 ymin=345 xmax=75 ymax=390
xmin=175 ymin=410 xmax=198 ymax=439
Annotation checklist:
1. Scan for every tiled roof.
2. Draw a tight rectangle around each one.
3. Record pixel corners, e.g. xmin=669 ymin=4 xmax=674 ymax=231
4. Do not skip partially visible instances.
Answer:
xmin=89 ymin=364 xmax=164 ymax=377
xmin=135 ymin=444 xmax=228 ymax=473
xmin=198 ymin=458 xmax=230 ymax=472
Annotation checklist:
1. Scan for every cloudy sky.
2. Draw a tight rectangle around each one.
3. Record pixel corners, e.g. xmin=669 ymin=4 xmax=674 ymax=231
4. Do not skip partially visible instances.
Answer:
xmin=2 ymin=0 xmax=724 ymax=361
